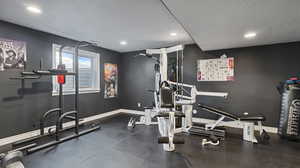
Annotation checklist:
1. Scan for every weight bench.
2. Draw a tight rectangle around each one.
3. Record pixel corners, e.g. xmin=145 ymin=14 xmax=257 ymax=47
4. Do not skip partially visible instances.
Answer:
xmin=198 ymin=104 xmax=269 ymax=143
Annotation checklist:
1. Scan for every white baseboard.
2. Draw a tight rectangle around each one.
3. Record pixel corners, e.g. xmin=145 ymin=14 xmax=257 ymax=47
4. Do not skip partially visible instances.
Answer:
xmin=0 ymin=109 xmax=121 ymax=147
xmin=120 ymin=109 xmax=278 ymax=134
xmin=119 ymin=109 xmax=145 ymax=115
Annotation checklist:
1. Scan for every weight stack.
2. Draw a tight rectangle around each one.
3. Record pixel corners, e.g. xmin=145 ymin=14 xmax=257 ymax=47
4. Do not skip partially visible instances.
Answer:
xmin=278 ymin=82 xmax=300 ymax=140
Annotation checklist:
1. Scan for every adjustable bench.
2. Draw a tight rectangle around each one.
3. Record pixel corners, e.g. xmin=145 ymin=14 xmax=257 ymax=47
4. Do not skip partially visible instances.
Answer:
xmin=198 ymin=104 xmax=265 ymax=121
xmin=197 ymin=104 xmax=269 ymax=143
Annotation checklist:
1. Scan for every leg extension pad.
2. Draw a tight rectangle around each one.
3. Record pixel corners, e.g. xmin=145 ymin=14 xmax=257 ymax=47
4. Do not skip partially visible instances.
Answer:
xmin=158 ymin=136 xmax=185 ymax=144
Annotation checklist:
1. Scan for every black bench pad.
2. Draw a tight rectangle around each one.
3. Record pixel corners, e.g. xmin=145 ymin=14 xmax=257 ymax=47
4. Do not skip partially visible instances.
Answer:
xmin=239 ymin=116 xmax=265 ymax=121
xmin=198 ymin=104 xmax=238 ymax=120
xmin=198 ymin=104 xmax=265 ymax=122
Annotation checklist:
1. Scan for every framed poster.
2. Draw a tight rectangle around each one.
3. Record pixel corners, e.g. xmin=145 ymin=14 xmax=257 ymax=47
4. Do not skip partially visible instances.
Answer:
xmin=0 ymin=38 xmax=26 ymax=71
xmin=104 ymin=63 xmax=118 ymax=98
xmin=197 ymin=57 xmax=234 ymax=81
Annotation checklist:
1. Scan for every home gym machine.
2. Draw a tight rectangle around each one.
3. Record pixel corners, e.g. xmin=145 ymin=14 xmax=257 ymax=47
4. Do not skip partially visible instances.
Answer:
xmin=277 ymin=77 xmax=300 ymax=141
xmin=152 ymin=45 xmax=269 ymax=145
xmin=128 ymin=45 xmax=228 ymax=151
xmin=128 ymin=45 xmax=188 ymax=151
xmin=153 ymin=80 xmax=227 ymax=151
xmin=4 ymin=42 xmax=101 ymax=166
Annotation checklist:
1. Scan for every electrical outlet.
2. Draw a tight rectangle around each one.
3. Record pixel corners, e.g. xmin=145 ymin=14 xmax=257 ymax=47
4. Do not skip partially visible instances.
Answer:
xmin=137 ymin=102 xmax=141 ymax=107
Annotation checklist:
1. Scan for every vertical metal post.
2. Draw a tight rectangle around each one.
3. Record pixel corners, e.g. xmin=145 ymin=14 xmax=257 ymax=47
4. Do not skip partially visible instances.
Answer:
xmin=58 ymin=45 xmax=66 ymax=129
xmin=176 ymin=50 xmax=179 ymax=92
xmin=181 ymin=49 xmax=184 ymax=98
xmin=74 ymin=46 xmax=79 ymax=134
xmin=74 ymin=41 xmax=95 ymax=135
xmin=154 ymin=64 xmax=160 ymax=109
xmin=160 ymin=48 xmax=168 ymax=82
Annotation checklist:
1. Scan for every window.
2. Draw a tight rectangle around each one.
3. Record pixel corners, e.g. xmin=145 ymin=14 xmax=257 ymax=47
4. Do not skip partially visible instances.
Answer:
xmin=52 ymin=44 xmax=100 ymax=95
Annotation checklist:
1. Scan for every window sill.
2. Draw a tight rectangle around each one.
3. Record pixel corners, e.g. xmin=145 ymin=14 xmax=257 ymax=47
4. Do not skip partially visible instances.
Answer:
xmin=52 ymin=90 xmax=100 ymax=96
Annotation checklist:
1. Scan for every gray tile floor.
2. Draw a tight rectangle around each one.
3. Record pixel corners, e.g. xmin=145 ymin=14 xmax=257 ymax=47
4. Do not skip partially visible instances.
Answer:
xmin=23 ymin=114 xmax=300 ymax=168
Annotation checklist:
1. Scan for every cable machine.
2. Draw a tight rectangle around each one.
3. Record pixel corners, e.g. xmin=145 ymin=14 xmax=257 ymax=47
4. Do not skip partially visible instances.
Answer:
xmin=127 ymin=45 xmax=228 ymax=151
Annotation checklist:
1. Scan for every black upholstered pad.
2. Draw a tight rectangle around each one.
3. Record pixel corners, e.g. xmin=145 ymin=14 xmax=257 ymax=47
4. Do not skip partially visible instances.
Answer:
xmin=198 ymin=104 xmax=238 ymax=120
xmin=198 ymin=104 xmax=265 ymax=121
xmin=155 ymin=112 xmax=185 ymax=118
xmin=239 ymin=116 xmax=265 ymax=121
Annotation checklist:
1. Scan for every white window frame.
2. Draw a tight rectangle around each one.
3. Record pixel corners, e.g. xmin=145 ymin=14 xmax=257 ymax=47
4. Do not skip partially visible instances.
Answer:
xmin=52 ymin=44 xmax=100 ymax=96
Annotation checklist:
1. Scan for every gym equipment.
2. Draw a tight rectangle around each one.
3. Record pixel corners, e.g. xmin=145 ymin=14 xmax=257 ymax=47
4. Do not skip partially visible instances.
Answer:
xmin=165 ymin=80 xmax=228 ymax=135
xmin=277 ymin=78 xmax=300 ymax=140
xmin=150 ymin=45 xmax=228 ymax=151
xmin=156 ymin=81 xmax=186 ymax=151
xmin=143 ymin=45 xmax=186 ymax=152
xmin=9 ymin=41 xmax=101 ymax=155
xmin=198 ymin=104 xmax=270 ymax=143
xmin=161 ymin=80 xmax=227 ymax=147
xmin=1 ymin=151 xmax=24 ymax=168
xmin=129 ymin=45 xmax=228 ymax=151
xmin=157 ymin=111 xmax=185 ymax=148
xmin=0 ymin=143 xmax=37 ymax=168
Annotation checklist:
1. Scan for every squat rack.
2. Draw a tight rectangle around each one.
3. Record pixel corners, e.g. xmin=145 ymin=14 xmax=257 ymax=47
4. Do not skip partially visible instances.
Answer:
xmin=11 ymin=41 xmax=101 ymax=154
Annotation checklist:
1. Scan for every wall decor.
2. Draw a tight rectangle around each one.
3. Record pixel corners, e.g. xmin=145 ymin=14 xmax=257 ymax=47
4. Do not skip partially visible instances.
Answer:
xmin=0 ymin=38 xmax=26 ymax=71
xmin=104 ymin=63 xmax=118 ymax=98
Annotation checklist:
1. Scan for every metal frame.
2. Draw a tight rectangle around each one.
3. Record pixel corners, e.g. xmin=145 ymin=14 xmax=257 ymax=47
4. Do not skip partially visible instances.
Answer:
xmin=148 ymin=45 xmax=184 ymax=152
xmin=133 ymin=44 xmax=228 ymax=151
xmin=10 ymin=41 xmax=101 ymax=154
xmin=40 ymin=108 xmax=61 ymax=135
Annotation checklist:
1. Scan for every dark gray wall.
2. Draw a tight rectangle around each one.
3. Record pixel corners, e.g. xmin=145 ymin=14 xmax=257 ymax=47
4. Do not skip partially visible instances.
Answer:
xmin=0 ymin=21 xmax=121 ymax=138
xmin=120 ymin=43 xmax=300 ymax=127
xmin=120 ymin=51 xmax=156 ymax=111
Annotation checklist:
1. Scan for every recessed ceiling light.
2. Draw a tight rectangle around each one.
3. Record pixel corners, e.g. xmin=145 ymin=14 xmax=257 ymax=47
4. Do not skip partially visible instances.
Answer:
xmin=26 ymin=6 xmax=42 ymax=14
xmin=244 ymin=32 xmax=256 ymax=39
xmin=120 ymin=41 xmax=127 ymax=45
xmin=170 ymin=32 xmax=177 ymax=36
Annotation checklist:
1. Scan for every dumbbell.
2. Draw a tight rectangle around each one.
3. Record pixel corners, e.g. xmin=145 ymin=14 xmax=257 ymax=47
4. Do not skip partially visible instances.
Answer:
xmin=1 ymin=151 xmax=24 ymax=168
